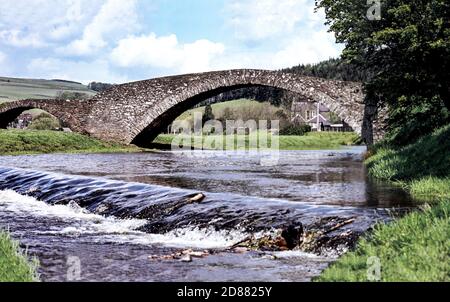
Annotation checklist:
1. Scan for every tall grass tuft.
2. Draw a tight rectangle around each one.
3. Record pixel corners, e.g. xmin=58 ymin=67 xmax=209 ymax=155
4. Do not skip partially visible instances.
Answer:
xmin=0 ymin=231 xmax=39 ymax=282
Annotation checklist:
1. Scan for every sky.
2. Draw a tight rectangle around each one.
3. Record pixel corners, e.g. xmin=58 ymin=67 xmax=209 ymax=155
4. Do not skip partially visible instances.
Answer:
xmin=0 ymin=0 xmax=343 ymax=84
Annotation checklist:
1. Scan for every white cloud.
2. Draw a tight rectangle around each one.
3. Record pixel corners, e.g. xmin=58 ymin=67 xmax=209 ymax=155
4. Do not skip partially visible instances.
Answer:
xmin=58 ymin=0 xmax=139 ymax=56
xmin=271 ymin=31 xmax=343 ymax=67
xmin=27 ymin=58 xmax=128 ymax=84
xmin=0 ymin=51 xmax=13 ymax=75
xmin=218 ymin=0 xmax=342 ymax=69
xmin=0 ymin=51 xmax=8 ymax=67
xmin=0 ymin=0 xmax=103 ymax=48
xmin=0 ymin=30 xmax=48 ymax=48
xmin=1 ymin=0 xmax=343 ymax=82
xmin=226 ymin=0 xmax=314 ymax=41
xmin=110 ymin=33 xmax=225 ymax=74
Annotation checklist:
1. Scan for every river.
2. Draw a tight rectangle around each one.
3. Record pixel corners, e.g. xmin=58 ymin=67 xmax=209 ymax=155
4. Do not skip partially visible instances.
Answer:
xmin=0 ymin=147 xmax=413 ymax=281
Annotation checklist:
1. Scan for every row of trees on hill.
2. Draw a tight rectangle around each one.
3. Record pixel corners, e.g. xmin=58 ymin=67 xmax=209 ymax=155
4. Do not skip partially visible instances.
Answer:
xmin=282 ymin=58 xmax=371 ymax=82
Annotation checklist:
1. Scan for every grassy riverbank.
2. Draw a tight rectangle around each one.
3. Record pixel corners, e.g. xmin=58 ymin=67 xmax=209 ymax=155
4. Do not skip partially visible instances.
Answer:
xmin=0 ymin=231 xmax=38 ymax=282
xmin=0 ymin=129 xmax=140 ymax=155
xmin=318 ymin=125 xmax=450 ymax=281
xmin=154 ymin=131 xmax=359 ymax=150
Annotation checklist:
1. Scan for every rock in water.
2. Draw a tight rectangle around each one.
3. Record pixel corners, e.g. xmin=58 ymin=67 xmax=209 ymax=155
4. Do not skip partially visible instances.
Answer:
xmin=187 ymin=193 xmax=205 ymax=203
xmin=281 ymin=224 xmax=304 ymax=249
xmin=180 ymin=255 xmax=192 ymax=262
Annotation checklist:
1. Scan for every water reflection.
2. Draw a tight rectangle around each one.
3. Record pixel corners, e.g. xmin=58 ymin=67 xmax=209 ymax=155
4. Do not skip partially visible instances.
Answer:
xmin=0 ymin=147 xmax=413 ymax=208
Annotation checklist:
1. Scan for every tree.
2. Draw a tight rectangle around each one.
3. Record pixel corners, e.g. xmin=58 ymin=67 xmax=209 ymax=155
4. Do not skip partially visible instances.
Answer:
xmin=317 ymin=0 xmax=450 ymax=145
xmin=88 ymin=82 xmax=115 ymax=92
xmin=283 ymin=57 xmax=370 ymax=82
xmin=202 ymin=105 xmax=215 ymax=126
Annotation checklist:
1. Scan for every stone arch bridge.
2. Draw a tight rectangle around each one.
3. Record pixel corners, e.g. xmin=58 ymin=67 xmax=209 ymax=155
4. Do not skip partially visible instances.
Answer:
xmin=0 ymin=69 xmax=382 ymax=147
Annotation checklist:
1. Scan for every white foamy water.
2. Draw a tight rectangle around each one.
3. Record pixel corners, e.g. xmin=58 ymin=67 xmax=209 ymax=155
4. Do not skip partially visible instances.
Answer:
xmin=100 ymin=227 xmax=249 ymax=249
xmin=273 ymin=250 xmax=322 ymax=259
xmin=0 ymin=189 xmax=249 ymax=249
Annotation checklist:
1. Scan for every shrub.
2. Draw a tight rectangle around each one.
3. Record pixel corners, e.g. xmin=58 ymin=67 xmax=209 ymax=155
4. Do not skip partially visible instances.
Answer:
xmin=279 ymin=124 xmax=312 ymax=136
xmin=28 ymin=113 xmax=60 ymax=131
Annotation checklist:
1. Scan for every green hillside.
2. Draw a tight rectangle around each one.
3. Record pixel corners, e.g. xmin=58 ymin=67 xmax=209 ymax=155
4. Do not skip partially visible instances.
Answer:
xmin=0 ymin=76 xmax=96 ymax=103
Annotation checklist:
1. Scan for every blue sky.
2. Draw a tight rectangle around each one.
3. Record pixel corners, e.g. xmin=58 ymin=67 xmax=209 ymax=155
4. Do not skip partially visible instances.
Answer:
xmin=0 ymin=0 xmax=343 ymax=84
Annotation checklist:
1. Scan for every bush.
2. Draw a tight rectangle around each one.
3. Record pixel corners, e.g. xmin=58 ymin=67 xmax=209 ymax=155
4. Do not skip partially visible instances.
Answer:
xmin=28 ymin=113 xmax=60 ymax=131
xmin=279 ymin=124 xmax=312 ymax=136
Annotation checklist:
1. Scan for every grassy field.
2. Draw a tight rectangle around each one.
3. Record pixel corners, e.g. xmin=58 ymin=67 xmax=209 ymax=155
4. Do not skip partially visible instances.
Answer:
xmin=0 ymin=76 xmax=96 ymax=103
xmin=318 ymin=125 xmax=450 ymax=282
xmin=154 ymin=131 xmax=359 ymax=151
xmin=0 ymin=231 xmax=38 ymax=282
xmin=0 ymin=130 xmax=140 ymax=155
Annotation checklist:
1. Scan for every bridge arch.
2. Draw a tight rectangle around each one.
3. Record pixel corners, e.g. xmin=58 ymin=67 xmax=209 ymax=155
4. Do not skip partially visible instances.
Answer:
xmin=0 ymin=99 xmax=91 ymax=132
xmin=87 ymin=69 xmax=365 ymax=147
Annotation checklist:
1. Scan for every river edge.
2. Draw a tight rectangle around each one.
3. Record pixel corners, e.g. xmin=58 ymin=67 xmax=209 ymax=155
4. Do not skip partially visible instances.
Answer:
xmin=317 ymin=125 xmax=450 ymax=281
xmin=0 ymin=130 xmax=359 ymax=156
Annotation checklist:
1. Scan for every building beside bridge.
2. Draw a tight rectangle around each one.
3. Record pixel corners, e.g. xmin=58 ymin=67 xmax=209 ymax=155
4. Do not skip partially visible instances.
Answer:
xmin=291 ymin=101 xmax=353 ymax=132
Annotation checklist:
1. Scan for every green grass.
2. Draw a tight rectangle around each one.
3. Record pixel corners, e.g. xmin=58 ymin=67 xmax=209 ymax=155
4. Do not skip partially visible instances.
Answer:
xmin=278 ymin=132 xmax=358 ymax=150
xmin=154 ymin=131 xmax=359 ymax=151
xmin=318 ymin=124 xmax=450 ymax=282
xmin=0 ymin=231 xmax=38 ymax=282
xmin=0 ymin=76 xmax=96 ymax=102
xmin=409 ymin=177 xmax=450 ymax=202
xmin=365 ymin=125 xmax=450 ymax=181
xmin=0 ymin=129 xmax=140 ymax=155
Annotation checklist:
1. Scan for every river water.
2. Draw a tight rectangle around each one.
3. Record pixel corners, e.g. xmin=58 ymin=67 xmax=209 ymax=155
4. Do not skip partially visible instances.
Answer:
xmin=0 ymin=147 xmax=413 ymax=281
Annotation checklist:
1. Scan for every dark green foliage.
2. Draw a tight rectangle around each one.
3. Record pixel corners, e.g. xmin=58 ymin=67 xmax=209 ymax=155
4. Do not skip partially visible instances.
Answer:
xmin=279 ymin=125 xmax=312 ymax=136
xmin=317 ymin=0 xmax=450 ymax=145
xmin=88 ymin=82 xmax=115 ymax=92
xmin=202 ymin=104 xmax=215 ymax=126
xmin=283 ymin=58 xmax=370 ymax=82
xmin=384 ymin=96 xmax=450 ymax=147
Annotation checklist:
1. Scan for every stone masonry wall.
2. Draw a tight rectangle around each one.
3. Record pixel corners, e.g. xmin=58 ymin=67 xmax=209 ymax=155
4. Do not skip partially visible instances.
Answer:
xmin=0 ymin=69 xmax=381 ymax=146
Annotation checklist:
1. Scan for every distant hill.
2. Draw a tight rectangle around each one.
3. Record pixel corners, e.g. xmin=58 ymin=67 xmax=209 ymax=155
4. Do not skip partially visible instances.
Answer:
xmin=51 ymin=79 xmax=83 ymax=85
xmin=0 ymin=76 xmax=97 ymax=103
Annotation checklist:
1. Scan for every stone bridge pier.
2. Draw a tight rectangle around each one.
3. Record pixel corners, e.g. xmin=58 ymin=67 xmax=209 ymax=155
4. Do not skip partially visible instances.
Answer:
xmin=0 ymin=69 xmax=384 ymax=147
